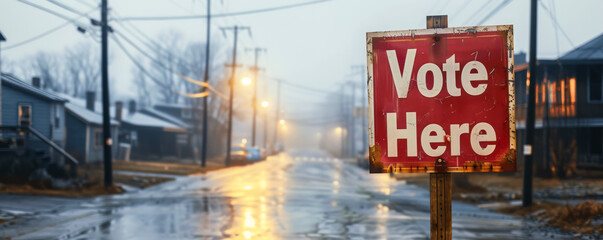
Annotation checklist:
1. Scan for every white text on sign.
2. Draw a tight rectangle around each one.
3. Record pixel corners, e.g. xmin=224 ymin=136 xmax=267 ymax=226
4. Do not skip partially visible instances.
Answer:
xmin=385 ymin=49 xmax=496 ymax=158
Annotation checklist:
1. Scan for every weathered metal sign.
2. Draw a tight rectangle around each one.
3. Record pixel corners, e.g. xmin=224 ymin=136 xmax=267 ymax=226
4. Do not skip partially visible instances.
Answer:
xmin=366 ymin=25 xmax=516 ymax=173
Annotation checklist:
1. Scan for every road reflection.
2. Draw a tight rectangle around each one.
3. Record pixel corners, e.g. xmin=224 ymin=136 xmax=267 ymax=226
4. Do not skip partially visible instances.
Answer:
xmin=6 ymin=149 xmax=554 ymax=239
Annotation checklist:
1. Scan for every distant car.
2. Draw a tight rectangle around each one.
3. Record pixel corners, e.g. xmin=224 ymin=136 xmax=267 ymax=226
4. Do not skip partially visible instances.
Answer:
xmin=246 ymin=147 xmax=261 ymax=162
xmin=230 ymin=145 xmax=248 ymax=161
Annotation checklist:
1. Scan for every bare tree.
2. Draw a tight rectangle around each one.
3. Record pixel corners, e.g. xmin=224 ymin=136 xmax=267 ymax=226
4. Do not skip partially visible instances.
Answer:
xmin=143 ymin=30 xmax=183 ymax=104
xmin=131 ymin=62 xmax=152 ymax=108
xmin=31 ymin=52 xmax=63 ymax=92
xmin=65 ymin=42 xmax=100 ymax=97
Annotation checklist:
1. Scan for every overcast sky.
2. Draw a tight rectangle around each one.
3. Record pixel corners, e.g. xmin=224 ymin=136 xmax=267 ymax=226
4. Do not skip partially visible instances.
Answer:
xmin=2 ymin=0 xmax=603 ymax=99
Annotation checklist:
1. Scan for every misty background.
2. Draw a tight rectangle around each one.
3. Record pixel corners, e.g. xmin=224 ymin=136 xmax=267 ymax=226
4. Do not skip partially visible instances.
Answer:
xmin=1 ymin=0 xmax=603 ymax=152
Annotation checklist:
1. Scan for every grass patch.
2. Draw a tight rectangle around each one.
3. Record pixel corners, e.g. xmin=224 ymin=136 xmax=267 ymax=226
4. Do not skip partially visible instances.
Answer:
xmin=112 ymin=160 xmax=227 ymax=176
xmin=497 ymin=200 xmax=603 ymax=236
xmin=0 ymin=183 xmax=124 ymax=197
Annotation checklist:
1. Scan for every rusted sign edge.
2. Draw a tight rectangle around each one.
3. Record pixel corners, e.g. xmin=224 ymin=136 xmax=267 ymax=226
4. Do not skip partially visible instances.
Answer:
xmin=504 ymin=25 xmax=517 ymax=172
xmin=366 ymin=25 xmax=516 ymax=173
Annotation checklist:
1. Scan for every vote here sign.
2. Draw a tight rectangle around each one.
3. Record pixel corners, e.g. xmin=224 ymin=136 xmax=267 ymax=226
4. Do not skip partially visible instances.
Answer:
xmin=366 ymin=25 xmax=516 ymax=173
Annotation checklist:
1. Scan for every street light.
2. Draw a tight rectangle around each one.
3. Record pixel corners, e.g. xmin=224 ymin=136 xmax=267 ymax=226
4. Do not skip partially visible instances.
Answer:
xmin=241 ymin=77 xmax=252 ymax=86
xmin=279 ymin=119 xmax=286 ymax=125
xmin=261 ymin=101 xmax=269 ymax=108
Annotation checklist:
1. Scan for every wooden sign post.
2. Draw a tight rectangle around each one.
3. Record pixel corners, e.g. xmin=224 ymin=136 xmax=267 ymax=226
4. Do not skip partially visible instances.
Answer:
xmin=427 ymin=15 xmax=452 ymax=240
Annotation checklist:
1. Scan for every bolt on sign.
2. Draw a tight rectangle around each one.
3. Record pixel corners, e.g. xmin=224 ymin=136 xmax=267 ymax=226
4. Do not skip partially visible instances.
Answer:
xmin=366 ymin=25 xmax=516 ymax=173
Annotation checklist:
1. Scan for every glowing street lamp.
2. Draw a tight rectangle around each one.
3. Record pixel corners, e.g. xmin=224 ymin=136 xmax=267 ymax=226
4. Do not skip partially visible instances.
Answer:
xmin=241 ymin=77 xmax=252 ymax=86
xmin=279 ymin=119 xmax=286 ymax=125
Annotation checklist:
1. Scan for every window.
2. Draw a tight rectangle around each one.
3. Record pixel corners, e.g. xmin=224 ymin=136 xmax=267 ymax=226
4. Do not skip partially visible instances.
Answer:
xmin=588 ymin=66 xmax=602 ymax=102
xmin=18 ymin=104 xmax=32 ymax=126
xmin=93 ymin=129 xmax=103 ymax=150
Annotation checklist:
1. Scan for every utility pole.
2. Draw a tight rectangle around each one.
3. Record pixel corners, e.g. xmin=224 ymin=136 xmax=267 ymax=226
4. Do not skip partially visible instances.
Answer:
xmin=247 ymin=47 xmax=266 ymax=147
xmin=523 ymin=0 xmax=538 ymax=207
xmin=352 ymin=65 xmax=367 ymax=155
xmin=101 ymin=0 xmax=112 ymax=187
xmin=222 ymin=25 xmax=250 ymax=166
xmin=200 ymin=0 xmax=211 ymax=167
xmin=349 ymin=81 xmax=356 ymax=156
xmin=263 ymin=106 xmax=268 ymax=149
xmin=340 ymin=84 xmax=346 ymax=157
xmin=272 ymin=79 xmax=282 ymax=152
xmin=0 ymin=31 xmax=6 ymax=128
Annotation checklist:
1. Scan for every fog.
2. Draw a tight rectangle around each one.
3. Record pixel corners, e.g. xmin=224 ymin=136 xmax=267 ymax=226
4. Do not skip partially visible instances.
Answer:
xmin=2 ymin=0 xmax=603 ymax=153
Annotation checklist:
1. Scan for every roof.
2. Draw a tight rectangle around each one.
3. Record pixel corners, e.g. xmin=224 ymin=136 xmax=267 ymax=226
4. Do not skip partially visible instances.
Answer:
xmin=1 ymin=73 xmax=67 ymax=102
xmin=560 ymin=33 xmax=603 ymax=63
xmin=57 ymin=93 xmax=186 ymax=131
xmin=154 ymin=103 xmax=192 ymax=110
xmin=140 ymin=108 xmax=190 ymax=128
xmin=122 ymin=112 xmax=185 ymax=131
xmin=65 ymin=102 xmax=119 ymax=126
xmin=0 ymin=31 xmax=5 ymax=41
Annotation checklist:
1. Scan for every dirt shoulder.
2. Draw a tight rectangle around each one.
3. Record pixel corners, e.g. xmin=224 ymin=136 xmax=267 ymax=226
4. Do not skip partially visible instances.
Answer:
xmin=114 ymin=157 xmax=252 ymax=176
xmin=0 ymin=156 xmax=255 ymax=197
xmin=397 ymin=172 xmax=603 ymax=237
xmin=498 ymin=200 xmax=603 ymax=236
xmin=113 ymin=160 xmax=219 ymax=176
xmin=0 ymin=163 xmax=175 ymax=197
xmin=0 ymin=183 xmax=124 ymax=197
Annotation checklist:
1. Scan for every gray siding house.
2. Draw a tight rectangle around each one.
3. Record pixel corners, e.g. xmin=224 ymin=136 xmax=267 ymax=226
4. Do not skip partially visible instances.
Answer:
xmin=65 ymin=102 xmax=119 ymax=163
xmin=0 ymin=73 xmax=67 ymax=160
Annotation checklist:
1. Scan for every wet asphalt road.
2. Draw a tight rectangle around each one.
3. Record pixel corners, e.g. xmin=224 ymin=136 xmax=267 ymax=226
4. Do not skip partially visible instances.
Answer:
xmin=0 ymin=150 xmax=563 ymax=239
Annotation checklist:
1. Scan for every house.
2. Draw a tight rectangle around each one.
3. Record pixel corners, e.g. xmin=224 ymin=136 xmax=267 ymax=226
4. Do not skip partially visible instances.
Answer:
xmin=152 ymin=103 xmax=227 ymax=159
xmin=515 ymin=33 xmax=603 ymax=177
xmin=64 ymin=91 xmax=119 ymax=164
xmin=153 ymin=103 xmax=196 ymax=126
xmin=118 ymin=101 xmax=189 ymax=160
xmin=0 ymin=74 xmax=68 ymax=162
xmin=58 ymin=92 xmax=190 ymax=161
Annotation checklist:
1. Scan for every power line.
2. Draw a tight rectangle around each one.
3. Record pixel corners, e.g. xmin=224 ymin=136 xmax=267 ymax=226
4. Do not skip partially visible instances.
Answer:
xmin=4 ymin=6 xmax=97 ymax=50
xmin=463 ymin=1 xmax=494 ymax=26
xmin=451 ymin=0 xmax=471 ymax=19
xmin=113 ymin=30 xmax=172 ymax=72
xmin=111 ymin=10 xmax=215 ymax=77
xmin=47 ymin=0 xmax=92 ymax=18
xmin=19 ymin=0 xmax=86 ymax=23
xmin=539 ymin=0 xmax=574 ymax=47
xmin=5 ymin=23 xmax=71 ymax=50
xmin=112 ymin=0 xmax=330 ymax=21
xmin=475 ymin=0 xmax=513 ymax=26
xmin=263 ymin=75 xmax=340 ymax=95
xmin=111 ymin=10 xmax=174 ymax=57
xmin=74 ymin=0 xmax=97 ymax=9
xmin=111 ymin=34 xmax=172 ymax=90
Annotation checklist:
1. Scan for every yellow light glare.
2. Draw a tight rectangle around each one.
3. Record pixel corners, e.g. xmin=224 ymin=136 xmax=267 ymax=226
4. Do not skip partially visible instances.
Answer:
xmin=261 ymin=101 xmax=269 ymax=108
xmin=241 ymin=77 xmax=252 ymax=86
xmin=279 ymin=119 xmax=286 ymax=125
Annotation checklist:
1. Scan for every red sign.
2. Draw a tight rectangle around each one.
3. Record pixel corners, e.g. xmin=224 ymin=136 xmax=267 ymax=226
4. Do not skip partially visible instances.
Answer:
xmin=366 ymin=26 xmax=516 ymax=173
